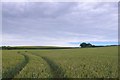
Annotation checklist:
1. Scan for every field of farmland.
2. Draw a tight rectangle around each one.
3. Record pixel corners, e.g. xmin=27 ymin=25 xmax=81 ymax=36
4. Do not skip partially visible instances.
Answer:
xmin=2 ymin=46 xmax=118 ymax=79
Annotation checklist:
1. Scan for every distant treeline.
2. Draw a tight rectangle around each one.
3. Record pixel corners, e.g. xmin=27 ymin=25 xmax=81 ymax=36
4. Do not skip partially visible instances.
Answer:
xmin=1 ymin=46 xmax=78 ymax=50
xmin=80 ymin=42 xmax=118 ymax=48
xmin=1 ymin=44 xmax=119 ymax=50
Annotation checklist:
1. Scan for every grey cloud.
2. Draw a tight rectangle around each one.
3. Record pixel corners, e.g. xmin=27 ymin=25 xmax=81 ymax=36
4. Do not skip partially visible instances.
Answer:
xmin=2 ymin=2 xmax=118 ymax=46
xmin=2 ymin=2 xmax=77 ymax=19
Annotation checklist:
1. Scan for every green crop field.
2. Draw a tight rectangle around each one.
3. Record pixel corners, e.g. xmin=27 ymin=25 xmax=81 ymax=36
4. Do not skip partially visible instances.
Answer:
xmin=2 ymin=46 xmax=118 ymax=79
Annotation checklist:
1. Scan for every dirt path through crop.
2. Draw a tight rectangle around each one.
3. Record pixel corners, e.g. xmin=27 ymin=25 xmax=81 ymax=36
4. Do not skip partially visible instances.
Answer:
xmin=2 ymin=52 xmax=29 ymax=80
xmin=30 ymin=53 xmax=67 ymax=78
xmin=41 ymin=56 xmax=67 ymax=78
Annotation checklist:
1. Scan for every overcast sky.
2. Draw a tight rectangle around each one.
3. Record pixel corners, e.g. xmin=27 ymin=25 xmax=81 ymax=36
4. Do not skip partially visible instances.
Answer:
xmin=2 ymin=2 xmax=118 ymax=47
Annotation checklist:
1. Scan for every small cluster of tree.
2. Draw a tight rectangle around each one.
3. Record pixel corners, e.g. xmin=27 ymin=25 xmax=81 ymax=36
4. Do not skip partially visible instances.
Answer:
xmin=80 ymin=42 xmax=94 ymax=48
xmin=80 ymin=42 xmax=106 ymax=48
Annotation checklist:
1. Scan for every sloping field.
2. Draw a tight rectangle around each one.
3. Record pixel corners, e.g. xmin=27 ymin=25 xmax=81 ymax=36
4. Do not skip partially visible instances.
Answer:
xmin=2 ymin=46 xmax=118 ymax=78
xmin=15 ymin=52 xmax=52 ymax=78
xmin=2 ymin=51 xmax=25 ymax=78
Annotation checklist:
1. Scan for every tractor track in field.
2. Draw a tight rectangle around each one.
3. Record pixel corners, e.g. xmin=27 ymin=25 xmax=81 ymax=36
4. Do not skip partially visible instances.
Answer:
xmin=2 ymin=52 xmax=29 ymax=80
xmin=41 ymin=56 xmax=67 ymax=78
xmin=30 ymin=53 xmax=67 ymax=78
